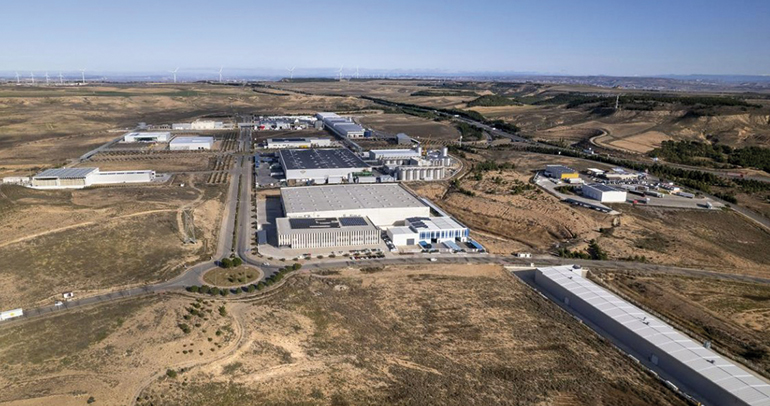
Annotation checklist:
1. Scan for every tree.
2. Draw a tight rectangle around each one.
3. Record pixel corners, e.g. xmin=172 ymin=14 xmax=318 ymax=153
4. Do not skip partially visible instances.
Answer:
xmin=234 ymin=287 xmax=243 ymax=294
xmin=247 ymin=285 xmax=256 ymax=293
xmin=292 ymin=263 xmax=302 ymax=271
xmin=166 ymin=369 xmax=178 ymax=378
xmin=200 ymin=285 xmax=211 ymax=294
xmin=231 ymin=257 xmax=243 ymax=267
xmin=210 ymin=287 xmax=220 ymax=296
xmin=87 ymin=396 xmax=96 ymax=404
xmin=188 ymin=285 xmax=199 ymax=293
xmin=221 ymin=258 xmax=232 ymax=268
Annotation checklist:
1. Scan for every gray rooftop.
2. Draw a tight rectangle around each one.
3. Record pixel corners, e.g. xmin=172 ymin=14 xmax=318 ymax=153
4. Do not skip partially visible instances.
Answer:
xmin=276 ymin=216 xmax=375 ymax=235
xmin=279 ymin=149 xmax=368 ymax=171
xmin=282 ymin=183 xmax=427 ymax=215
xmin=585 ymin=183 xmax=622 ymax=192
xmin=33 ymin=167 xmax=98 ymax=179
xmin=537 ymin=265 xmax=770 ymax=406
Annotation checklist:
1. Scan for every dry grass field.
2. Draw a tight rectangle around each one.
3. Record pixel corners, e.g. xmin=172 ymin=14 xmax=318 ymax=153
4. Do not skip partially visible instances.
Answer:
xmin=597 ymin=272 xmax=770 ymax=377
xmin=202 ymin=266 xmax=261 ymax=287
xmin=0 ymin=178 xmax=227 ymax=309
xmin=358 ymin=113 xmax=460 ymax=143
xmin=0 ymin=264 xmax=686 ymax=405
xmin=0 ymin=83 xmax=373 ymax=176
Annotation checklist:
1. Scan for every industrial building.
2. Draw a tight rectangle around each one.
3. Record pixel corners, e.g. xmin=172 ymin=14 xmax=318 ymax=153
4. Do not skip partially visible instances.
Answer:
xmin=169 ymin=136 xmax=214 ymax=151
xmin=582 ymin=183 xmax=628 ymax=203
xmin=603 ymin=168 xmax=641 ymax=181
xmin=172 ymin=119 xmax=230 ymax=130
xmin=265 ymin=137 xmax=332 ymax=149
xmin=396 ymin=133 xmax=414 ymax=145
xmin=276 ymin=216 xmax=380 ymax=249
xmin=316 ymin=112 xmax=365 ymax=138
xmin=30 ymin=167 xmax=155 ymax=189
xmin=534 ymin=265 xmax=770 ymax=406
xmin=122 ymin=131 xmax=171 ymax=143
xmin=387 ymin=216 xmax=469 ymax=246
xmin=369 ymin=147 xmax=422 ymax=165
xmin=281 ymin=183 xmax=430 ymax=227
xmin=278 ymin=148 xmax=369 ymax=183
xmin=544 ymin=165 xmax=579 ymax=180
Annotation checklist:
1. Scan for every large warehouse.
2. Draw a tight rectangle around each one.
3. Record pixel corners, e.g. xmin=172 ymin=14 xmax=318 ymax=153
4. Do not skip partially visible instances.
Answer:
xmin=281 ymin=183 xmax=430 ymax=226
xmin=276 ymin=216 xmax=380 ymax=249
xmin=582 ymin=183 xmax=627 ymax=203
xmin=30 ymin=167 xmax=155 ymax=189
xmin=544 ymin=165 xmax=579 ymax=180
xmin=535 ymin=265 xmax=770 ymax=406
xmin=169 ymin=136 xmax=214 ymax=151
xmin=316 ymin=112 xmax=365 ymax=138
xmin=278 ymin=148 xmax=369 ymax=183
xmin=265 ymin=137 xmax=332 ymax=149
xmin=122 ymin=131 xmax=171 ymax=143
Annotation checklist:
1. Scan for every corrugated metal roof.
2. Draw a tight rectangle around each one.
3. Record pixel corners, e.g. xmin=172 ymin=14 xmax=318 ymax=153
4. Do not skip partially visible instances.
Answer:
xmin=33 ymin=167 xmax=97 ymax=179
xmin=538 ymin=266 xmax=770 ymax=406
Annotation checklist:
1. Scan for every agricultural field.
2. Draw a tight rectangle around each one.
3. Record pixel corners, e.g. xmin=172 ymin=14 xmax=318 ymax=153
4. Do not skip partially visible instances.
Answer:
xmin=358 ymin=113 xmax=461 ymax=144
xmin=597 ymin=272 xmax=770 ymax=377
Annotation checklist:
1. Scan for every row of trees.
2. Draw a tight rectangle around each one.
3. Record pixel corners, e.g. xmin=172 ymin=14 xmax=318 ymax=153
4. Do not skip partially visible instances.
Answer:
xmin=650 ymin=141 xmax=770 ymax=173
xmin=220 ymin=257 xmax=243 ymax=268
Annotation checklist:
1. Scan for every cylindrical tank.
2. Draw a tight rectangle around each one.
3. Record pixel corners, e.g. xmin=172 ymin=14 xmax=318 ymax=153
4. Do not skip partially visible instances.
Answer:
xmin=416 ymin=146 xmax=422 ymax=156
xmin=442 ymin=146 xmax=448 ymax=158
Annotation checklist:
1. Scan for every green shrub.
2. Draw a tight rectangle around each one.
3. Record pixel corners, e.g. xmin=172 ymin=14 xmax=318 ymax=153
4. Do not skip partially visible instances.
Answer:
xmin=232 ymin=257 xmax=243 ymax=267
xmin=221 ymin=258 xmax=232 ymax=268
xmin=166 ymin=369 xmax=177 ymax=378
xmin=293 ymin=263 xmax=302 ymax=270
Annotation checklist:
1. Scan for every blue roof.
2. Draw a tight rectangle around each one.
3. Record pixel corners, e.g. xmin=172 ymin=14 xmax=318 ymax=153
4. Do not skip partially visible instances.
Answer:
xmin=468 ymin=240 xmax=484 ymax=251
xmin=443 ymin=240 xmax=463 ymax=251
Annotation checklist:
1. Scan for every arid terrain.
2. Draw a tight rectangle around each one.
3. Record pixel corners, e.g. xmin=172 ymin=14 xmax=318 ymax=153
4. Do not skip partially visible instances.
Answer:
xmin=0 ymin=265 xmax=688 ymax=406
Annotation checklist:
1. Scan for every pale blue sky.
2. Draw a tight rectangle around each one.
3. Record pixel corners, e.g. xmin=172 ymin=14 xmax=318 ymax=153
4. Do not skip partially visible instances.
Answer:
xmin=1 ymin=0 xmax=768 ymax=76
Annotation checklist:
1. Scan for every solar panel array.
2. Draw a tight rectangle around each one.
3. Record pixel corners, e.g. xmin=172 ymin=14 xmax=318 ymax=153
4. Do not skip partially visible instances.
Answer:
xmin=339 ymin=217 xmax=368 ymax=227
xmin=279 ymin=149 xmax=369 ymax=170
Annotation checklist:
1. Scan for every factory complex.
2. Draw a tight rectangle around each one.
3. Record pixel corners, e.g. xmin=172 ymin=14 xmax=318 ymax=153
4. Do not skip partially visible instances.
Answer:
xmin=316 ymin=112 xmax=365 ymax=138
xmin=30 ymin=167 xmax=155 ymax=189
xmin=534 ymin=265 xmax=770 ymax=406
xmin=122 ymin=131 xmax=171 ymax=143
xmin=169 ymin=136 xmax=214 ymax=151
xmin=278 ymin=148 xmax=370 ymax=184
xmin=274 ymin=183 xmax=476 ymax=251
xmin=172 ymin=119 xmax=232 ymax=130
xmin=581 ymin=183 xmax=628 ymax=203
xmin=265 ymin=137 xmax=332 ymax=149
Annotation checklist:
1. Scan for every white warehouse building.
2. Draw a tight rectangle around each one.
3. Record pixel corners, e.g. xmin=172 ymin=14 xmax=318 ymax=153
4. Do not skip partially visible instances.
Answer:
xmin=30 ymin=167 xmax=155 ymax=189
xmin=281 ymin=183 xmax=430 ymax=227
xmin=582 ymin=183 xmax=627 ymax=203
xmin=369 ymin=148 xmax=422 ymax=165
xmin=316 ymin=112 xmax=365 ymax=138
xmin=122 ymin=131 xmax=171 ymax=143
xmin=276 ymin=216 xmax=380 ymax=249
xmin=169 ymin=136 xmax=214 ymax=151
xmin=535 ymin=265 xmax=770 ymax=406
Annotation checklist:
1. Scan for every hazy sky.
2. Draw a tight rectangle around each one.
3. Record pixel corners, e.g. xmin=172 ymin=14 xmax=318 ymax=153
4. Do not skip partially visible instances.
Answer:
xmin=1 ymin=0 xmax=769 ymax=76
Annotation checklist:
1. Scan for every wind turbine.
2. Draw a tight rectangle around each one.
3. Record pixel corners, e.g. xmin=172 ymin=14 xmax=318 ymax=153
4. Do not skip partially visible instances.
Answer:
xmin=355 ymin=66 xmax=360 ymax=79
xmin=218 ymin=66 xmax=223 ymax=83
xmin=169 ymin=67 xmax=179 ymax=83
xmin=30 ymin=72 xmax=35 ymax=84
xmin=80 ymin=69 xmax=86 ymax=84
xmin=337 ymin=65 xmax=344 ymax=81
xmin=58 ymin=72 xmax=64 ymax=84
xmin=15 ymin=72 xmax=20 ymax=84
xmin=45 ymin=72 xmax=50 ymax=85
xmin=287 ymin=66 xmax=295 ymax=80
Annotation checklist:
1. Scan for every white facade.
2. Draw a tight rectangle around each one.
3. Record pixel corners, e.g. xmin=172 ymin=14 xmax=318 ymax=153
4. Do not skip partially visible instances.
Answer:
xmin=582 ymin=183 xmax=627 ymax=203
xmin=169 ymin=136 xmax=214 ymax=151
xmin=387 ymin=226 xmax=419 ymax=246
xmin=369 ymin=148 xmax=421 ymax=165
xmin=2 ymin=176 xmax=29 ymax=185
xmin=191 ymin=120 xmax=224 ymax=130
xmin=122 ymin=132 xmax=171 ymax=143
xmin=265 ymin=138 xmax=332 ymax=149
xmin=316 ymin=112 xmax=365 ymax=138
xmin=276 ymin=217 xmax=380 ymax=249
xmin=406 ymin=217 xmax=469 ymax=244
xmin=30 ymin=167 xmax=155 ymax=189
